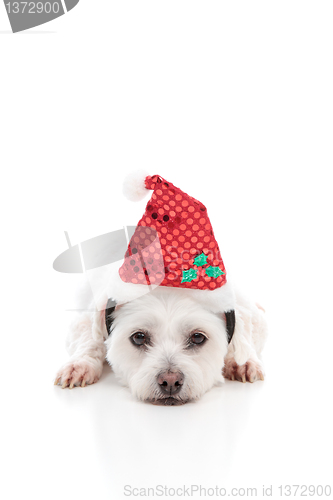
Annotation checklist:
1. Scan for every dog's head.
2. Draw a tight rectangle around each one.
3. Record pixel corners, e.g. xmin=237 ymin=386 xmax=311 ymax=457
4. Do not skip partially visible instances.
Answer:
xmin=105 ymin=287 xmax=229 ymax=405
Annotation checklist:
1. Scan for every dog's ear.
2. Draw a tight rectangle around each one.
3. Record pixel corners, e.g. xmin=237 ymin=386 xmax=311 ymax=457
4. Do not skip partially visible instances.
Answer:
xmin=224 ymin=310 xmax=236 ymax=344
xmin=105 ymin=298 xmax=117 ymax=336
xmin=105 ymin=299 xmax=126 ymax=336
xmin=92 ymin=298 xmax=118 ymax=341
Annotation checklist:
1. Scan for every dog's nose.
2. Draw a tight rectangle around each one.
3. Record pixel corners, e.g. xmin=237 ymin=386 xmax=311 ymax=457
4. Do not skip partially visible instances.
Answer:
xmin=157 ymin=371 xmax=184 ymax=395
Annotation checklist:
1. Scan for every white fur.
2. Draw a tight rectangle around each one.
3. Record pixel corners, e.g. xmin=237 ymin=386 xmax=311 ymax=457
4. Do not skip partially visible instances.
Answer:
xmin=55 ymin=285 xmax=268 ymax=403
xmin=122 ymin=169 xmax=150 ymax=202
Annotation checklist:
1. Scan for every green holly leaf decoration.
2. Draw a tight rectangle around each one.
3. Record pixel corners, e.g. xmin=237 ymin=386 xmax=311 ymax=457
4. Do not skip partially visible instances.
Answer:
xmin=181 ymin=268 xmax=198 ymax=283
xmin=193 ymin=252 xmax=208 ymax=267
xmin=205 ymin=266 xmax=224 ymax=278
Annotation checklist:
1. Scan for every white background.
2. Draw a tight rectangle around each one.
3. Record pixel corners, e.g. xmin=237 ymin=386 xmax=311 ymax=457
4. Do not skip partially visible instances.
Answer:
xmin=1 ymin=1 xmax=333 ymax=499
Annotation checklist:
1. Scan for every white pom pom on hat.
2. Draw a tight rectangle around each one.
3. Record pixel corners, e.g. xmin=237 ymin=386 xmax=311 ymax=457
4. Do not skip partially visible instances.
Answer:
xmin=122 ymin=169 xmax=150 ymax=202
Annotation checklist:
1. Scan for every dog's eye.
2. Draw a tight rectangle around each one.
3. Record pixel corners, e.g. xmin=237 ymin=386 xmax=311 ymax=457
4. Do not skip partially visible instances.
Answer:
xmin=189 ymin=332 xmax=207 ymax=346
xmin=130 ymin=332 xmax=148 ymax=346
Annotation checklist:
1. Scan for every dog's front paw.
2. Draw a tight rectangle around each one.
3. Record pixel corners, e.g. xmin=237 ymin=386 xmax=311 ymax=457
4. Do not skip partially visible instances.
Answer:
xmin=54 ymin=359 xmax=102 ymax=389
xmin=223 ymin=358 xmax=264 ymax=383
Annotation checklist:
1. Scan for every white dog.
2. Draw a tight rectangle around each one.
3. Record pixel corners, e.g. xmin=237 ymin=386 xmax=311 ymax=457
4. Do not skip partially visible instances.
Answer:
xmin=54 ymin=172 xmax=268 ymax=404
xmin=54 ymin=285 xmax=267 ymax=405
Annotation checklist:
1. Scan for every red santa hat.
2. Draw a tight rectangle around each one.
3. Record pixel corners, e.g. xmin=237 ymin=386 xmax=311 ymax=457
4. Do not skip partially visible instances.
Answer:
xmin=108 ymin=171 xmax=235 ymax=314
